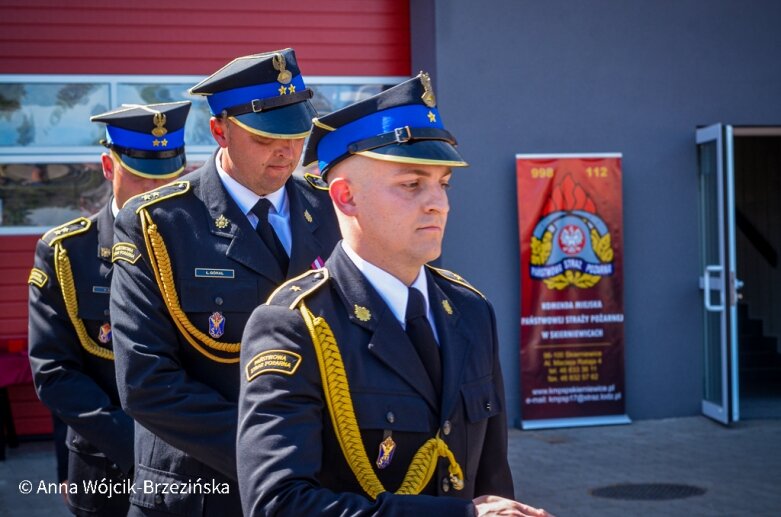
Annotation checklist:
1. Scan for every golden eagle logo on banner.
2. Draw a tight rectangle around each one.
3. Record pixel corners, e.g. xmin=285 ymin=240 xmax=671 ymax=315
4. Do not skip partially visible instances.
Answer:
xmin=530 ymin=175 xmax=614 ymax=289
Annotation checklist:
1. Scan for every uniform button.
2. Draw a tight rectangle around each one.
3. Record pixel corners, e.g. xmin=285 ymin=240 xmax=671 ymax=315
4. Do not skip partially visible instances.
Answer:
xmin=441 ymin=477 xmax=450 ymax=492
xmin=442 ymin=420 xmax=452 ymax=436
xmin=313 ymin=272 xmax=324 ymax=280
xmin=215 ymin=296 xmax=224 ymax=306
xmin=154 ymin=494 xmax=164 ymax=505
xmin=385 ymin=411 xmax=395 ymax=424
xmin=104 ymin=309 xmax=110 ymax=316
xmin=485 ymin=402 xmax=492 ymax=411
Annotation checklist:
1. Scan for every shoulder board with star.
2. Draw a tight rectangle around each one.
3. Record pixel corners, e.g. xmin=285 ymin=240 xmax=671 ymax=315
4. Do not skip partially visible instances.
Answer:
xmin=127 ymin=180 xmax=191 ymax=213
xmin=265 ymin=268 xmax=330 ymax=310
xmin=426 ymin=264 xmax=485 ymax=299
xmin=41 ymin=217 xmax=92 ymax=246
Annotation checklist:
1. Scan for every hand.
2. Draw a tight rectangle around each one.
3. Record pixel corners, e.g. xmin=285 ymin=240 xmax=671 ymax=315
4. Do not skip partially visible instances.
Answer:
xmin=473 ymin=495 xmax=555 ymax=517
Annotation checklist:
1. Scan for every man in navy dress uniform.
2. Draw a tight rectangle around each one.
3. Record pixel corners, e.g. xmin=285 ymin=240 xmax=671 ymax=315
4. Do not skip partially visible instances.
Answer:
xmin=237 ymin=74 xmax=552 ymax=516
xmin=28 ymin=101 xmax=191 ymax=516
xmin=110 ymin=49 xmax=340 ymax=516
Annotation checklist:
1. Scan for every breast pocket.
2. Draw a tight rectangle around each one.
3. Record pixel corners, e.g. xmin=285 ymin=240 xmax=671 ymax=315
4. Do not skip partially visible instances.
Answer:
xmin=178 ymin=277 xmax=260 ymax=342
xmin=76 ymin=290 xmax=110 ymax=321
xmin=461 ymin=377 xmax=502 ymax=480
xmin=353 ymin=391 xmax=435 ymax=433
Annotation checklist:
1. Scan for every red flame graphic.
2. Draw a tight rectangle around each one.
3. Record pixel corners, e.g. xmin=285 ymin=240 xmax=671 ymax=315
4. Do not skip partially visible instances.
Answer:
xmin=541 ymin=174 xmax=597 ymax=215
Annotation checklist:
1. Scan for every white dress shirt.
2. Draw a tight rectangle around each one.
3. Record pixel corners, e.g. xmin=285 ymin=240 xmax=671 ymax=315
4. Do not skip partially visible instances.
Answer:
xmin=341 ymin=241 xmax=440 ymax=343
xmin=215 ymin=149 xmax=292 ymax=256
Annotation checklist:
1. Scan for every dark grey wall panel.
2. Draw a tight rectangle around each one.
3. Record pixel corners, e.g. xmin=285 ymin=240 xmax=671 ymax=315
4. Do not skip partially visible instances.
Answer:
xmin=419 ymin=0 xmax=781 ymax=422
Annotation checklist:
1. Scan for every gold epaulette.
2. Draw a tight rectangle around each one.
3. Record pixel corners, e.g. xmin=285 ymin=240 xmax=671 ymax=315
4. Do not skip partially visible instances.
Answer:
xmin=42 ymin=217 xmax=91 ymax=246
xmin=266 ymin=268 xmax=330 ymax=309
xmin=129 ymin=180 xmax=191 ymax=213
xmin=426 ymin=264 xmax=485 ymax=299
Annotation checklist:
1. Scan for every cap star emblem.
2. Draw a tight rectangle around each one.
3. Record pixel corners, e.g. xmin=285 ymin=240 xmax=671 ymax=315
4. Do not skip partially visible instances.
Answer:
xmin=288 ymin=84 xmax=296 ymax=94
xmin=278 ymin=85 xmax=287 ymax=95
xmin=427 ymin=110 xmax=437 ymax=123
xmin=153 ymin=139 xmax=160 ymax=147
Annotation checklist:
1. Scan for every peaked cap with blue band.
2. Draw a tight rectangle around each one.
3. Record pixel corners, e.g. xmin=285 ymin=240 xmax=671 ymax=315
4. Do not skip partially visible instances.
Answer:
xmin=91 ymin=101 xmax=191 ymax=179
xmin=303 ymin=72 xmax=468 ymax=178
xmin=189 ymin=48 xmax=316 ymax=139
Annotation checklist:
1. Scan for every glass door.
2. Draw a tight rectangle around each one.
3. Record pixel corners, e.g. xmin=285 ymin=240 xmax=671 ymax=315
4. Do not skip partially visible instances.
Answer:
xmin=696 ymin=123 xmax=739 ymax=424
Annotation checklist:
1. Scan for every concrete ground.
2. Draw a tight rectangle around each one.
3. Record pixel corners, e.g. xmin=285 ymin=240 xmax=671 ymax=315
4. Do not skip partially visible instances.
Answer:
xmin=1 ymin=416 xmax=779 ymax=516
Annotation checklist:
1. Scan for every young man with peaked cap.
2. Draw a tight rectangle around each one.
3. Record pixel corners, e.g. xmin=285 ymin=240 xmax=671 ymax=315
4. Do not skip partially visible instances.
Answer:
xmin=110 ymin=49 xmax=340 ymax=516
xmin=28 ymin=101 xmax=191 ymax=516
xmin=237 ymin=74 xmax=553 ymax=516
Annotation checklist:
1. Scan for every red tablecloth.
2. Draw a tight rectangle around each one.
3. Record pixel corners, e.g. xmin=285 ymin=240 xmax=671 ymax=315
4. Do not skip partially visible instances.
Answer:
xmin=0 ymin=353 xmax=33 ymax=388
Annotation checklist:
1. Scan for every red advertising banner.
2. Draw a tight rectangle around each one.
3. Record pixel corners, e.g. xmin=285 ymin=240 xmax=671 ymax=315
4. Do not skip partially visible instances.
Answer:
xmin=516 ymin=154 xmax=629 ymax=429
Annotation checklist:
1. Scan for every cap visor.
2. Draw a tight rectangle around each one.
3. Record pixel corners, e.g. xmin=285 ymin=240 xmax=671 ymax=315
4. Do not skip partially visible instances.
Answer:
xmin=231 ymin=101 xmax=316 ymax=139
xmin=118 ymin=153 xmax=186 ymax=179
xmin=356 ymin=140 xmax=468 ymax=167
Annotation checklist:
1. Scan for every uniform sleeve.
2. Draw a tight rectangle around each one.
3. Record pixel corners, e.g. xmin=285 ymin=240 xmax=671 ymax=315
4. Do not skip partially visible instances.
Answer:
xmin=110 ymin=207 xmax=238 ymax=480
xmin=473 ymin=301 xmax=515 ymax=498
xmin=237 ymin=304 xmax=474 ymax=517
xmin=28 ymin=239 xmax=134 ymax=473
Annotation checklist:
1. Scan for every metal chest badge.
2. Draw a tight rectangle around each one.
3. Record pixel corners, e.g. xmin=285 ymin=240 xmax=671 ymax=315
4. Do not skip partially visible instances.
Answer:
xmin=209 ymin=312 xmax=226 ymax=338
xmin=376 ymin=435 xmax=396 ymax=469
xmin=98 ymin=323 xmax=112 ymax=344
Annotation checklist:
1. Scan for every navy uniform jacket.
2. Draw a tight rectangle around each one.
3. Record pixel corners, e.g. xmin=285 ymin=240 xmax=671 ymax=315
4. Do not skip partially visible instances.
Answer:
xmin=111 ymin=155 xmax=340 ymax=516
xmin=237 ymin=244 xmax=514 ymax=516
xmin=28 ymin=202 xmax=134 ymax=516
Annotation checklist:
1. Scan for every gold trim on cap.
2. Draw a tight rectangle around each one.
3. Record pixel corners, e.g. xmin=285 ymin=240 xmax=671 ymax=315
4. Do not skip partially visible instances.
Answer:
xmin=312 ymin=118 xmax=337 ymax=131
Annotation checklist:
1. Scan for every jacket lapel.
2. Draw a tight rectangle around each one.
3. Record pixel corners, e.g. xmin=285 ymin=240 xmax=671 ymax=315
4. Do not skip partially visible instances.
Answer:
xmin=286 ymin=179 xmax=326 ymax=278
xmin=327 ymin=246 xmax=439 ymax=410
xmin=428 ymin=271 xmax=471 ymax=422
xmin=198 ymin=155 xmax=285 ymax=284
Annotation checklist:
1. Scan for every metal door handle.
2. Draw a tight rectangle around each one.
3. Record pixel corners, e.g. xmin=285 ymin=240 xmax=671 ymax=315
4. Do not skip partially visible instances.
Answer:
xmin=703 ymin=265 xmax=724 ymax=312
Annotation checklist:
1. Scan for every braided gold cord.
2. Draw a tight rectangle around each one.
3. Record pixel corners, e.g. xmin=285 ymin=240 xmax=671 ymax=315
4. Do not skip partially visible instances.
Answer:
xmin=299 ymin=302 xmax=464 ymax=499
xmin=53 ymin=243 xmax=114 ymax=361
xmin=140 ymin=209 xmax=240 ymax=364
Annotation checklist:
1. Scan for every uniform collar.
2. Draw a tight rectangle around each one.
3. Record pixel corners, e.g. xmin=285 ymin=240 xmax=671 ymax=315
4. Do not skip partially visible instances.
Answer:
xmin=341 ymin=241 xmax=430 ymax=329
xmin=215 ymin=148 xmax=288 ymax=217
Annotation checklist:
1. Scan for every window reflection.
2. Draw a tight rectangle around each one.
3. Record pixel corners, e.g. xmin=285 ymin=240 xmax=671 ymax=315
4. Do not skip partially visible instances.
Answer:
xmin=0 ymin=83 xmax=110 ymax=146
xmin=0 ymin=163 xmax=110 ymax=226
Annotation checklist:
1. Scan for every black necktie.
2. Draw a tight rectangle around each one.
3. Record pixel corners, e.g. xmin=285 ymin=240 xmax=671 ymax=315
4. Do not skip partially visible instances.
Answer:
xmin=405 ymin=287 xmax=442 ymax=398
xmin=251 ymin=198 xmax=289 ymax=275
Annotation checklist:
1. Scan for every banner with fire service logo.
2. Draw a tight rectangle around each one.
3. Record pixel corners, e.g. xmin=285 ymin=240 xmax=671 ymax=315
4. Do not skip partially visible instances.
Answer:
xmin=516 ymin=154 xmax=629 ymax=429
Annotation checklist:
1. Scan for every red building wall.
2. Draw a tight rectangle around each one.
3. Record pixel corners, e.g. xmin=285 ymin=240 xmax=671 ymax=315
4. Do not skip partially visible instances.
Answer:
xmin=0 ymin=0 xmax=410 ymax=76
xmin=0 ymin=0 xmax=410 ymax=435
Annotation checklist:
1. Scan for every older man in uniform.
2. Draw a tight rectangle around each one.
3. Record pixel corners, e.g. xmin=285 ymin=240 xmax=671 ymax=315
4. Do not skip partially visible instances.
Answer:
xmin=28 ymin=101 xmax=191 ymax=516
xmin=237 ymin=74 xmax=552 ymax=516
xmin=110 ymin=49 xmax=340 ymax=516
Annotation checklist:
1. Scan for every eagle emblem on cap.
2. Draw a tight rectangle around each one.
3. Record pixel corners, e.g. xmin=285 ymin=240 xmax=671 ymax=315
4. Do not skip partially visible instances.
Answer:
xmin=151 ymin=112 xmax=168 ymax=137
xmin=420 ymin=72 xmax=436 ymax=108
xmin=273 ymin=53 xmax=292 ymax=85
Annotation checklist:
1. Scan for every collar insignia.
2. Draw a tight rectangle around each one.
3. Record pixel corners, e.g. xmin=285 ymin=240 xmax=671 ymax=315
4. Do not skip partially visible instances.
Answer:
xmin=354 ymin=305 xmax=371 ymax=322
xmin=215 ymin=215 xmax=230 ymax=229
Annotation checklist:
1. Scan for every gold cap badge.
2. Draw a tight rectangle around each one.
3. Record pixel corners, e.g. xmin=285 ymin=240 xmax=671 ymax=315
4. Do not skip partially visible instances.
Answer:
xmin=151 ymin=112 xmax=168 ymax=137
xmin=273 ymin=53 xmax=292 ymax=85
xmin=420 ymin=72 xmax=436 ymax=108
